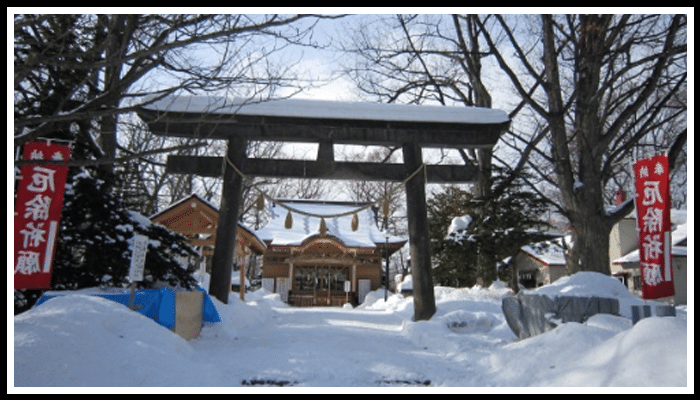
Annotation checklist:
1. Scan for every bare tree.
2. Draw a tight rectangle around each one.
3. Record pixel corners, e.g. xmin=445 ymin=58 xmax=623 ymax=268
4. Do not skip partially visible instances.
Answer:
xmin=340 ymin=14 xmax=687 ymax=277
xmin=479 ymin=14 xmax=687 ymax=274
xmin=339 ymin=14 xmax=504 ymax=284
xmin=15 ymin=14 xmax=338 ymax=156
xmin=340 ymin=146 xmax=406 ymax=235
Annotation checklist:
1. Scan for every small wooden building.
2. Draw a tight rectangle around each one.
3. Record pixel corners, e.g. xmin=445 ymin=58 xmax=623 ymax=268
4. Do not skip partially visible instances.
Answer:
xmin=514 ymin=236 xmax=570 ymax=288
xmin=255 ymin=200 xmax=406 ymax=306
xmin=150 ymin=193 xmax=266 ymax=288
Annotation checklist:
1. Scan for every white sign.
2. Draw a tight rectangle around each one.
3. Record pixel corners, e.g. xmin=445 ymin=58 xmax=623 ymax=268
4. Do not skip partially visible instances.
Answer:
xmin=344 ymin=280 xmax=351 ymax=292
xmin=129 ymin=234 xmax=148 ymax=282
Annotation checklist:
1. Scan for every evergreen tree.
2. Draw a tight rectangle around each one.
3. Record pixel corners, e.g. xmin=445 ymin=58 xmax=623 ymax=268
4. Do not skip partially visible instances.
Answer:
xmin=54 ymin=169 xmax=199 ymax=289
xmin=427 ymin=186 xmax=473 ymax=287
xmin=15 ymin=166 xmax=199 ymax=314
xmin=429 ymin=167 xmax=551 ymax=289
xmin=14 ymin=15 xmax=200 ymax=314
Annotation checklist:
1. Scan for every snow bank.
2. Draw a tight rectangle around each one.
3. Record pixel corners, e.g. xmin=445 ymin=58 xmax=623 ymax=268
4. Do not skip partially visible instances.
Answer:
xmin=13 ymin=272 xmax=689 ymax=389
xmin=526 ymin=271 xmax=652 ymax=318
xmin=13 ymin=295 xmax=223 ymax=387
xmin=487 ymin=313 xmax=687 ymax=387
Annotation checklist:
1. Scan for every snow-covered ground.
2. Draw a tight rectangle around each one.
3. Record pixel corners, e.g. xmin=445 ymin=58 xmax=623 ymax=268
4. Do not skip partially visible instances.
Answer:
xmin=13 ymin=272 xmax=690 ymax=391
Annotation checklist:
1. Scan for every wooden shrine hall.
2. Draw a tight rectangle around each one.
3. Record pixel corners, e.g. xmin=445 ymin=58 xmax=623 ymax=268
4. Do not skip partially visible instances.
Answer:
xmin=254 ymin=199 xmax=406 ymax=307
xmin=137 ymin=96 xmax=509 ymax=320
xmin=150 ymin=193 xmax=266 ymax=296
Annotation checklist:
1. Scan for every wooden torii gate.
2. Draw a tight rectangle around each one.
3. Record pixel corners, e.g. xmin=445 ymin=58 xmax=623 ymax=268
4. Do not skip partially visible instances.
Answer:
xmin=137 ymin=96 xmax=509 ymax=321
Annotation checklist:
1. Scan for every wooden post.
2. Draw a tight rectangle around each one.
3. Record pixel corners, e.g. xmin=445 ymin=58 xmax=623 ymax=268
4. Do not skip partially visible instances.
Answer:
xmin=209 ymin=137 xmax=246 ymax=304
xmin=240 ymin=257 xmax=245 ymax=301
xmin=402 ymin=142 xmax=436 ymax=321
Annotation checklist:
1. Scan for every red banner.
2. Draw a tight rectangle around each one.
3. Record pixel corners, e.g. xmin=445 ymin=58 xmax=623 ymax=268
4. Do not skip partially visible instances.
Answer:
xmin=633 ymin=154 xmax=674 ymax=299
xmin=14 ymin=141 xmax=71 ymax=289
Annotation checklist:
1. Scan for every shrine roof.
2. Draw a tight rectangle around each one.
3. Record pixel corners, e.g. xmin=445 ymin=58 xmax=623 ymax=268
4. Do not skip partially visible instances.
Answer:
xmin=150 ymin=193 xmax=266 ymax=253
xmin=254 ymin=199 xmax=406 ymax=249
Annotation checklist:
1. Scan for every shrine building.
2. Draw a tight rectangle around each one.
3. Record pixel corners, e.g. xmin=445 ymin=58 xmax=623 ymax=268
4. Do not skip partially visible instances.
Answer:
xmin=254 ymin=199 xmax=406 ymax=307
xmin=150 ymin=193 xmax=266 ymax=282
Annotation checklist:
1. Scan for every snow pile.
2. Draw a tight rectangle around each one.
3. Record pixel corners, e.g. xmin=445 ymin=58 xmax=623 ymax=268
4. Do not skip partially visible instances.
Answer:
xmin=529 ymin=271 xmax=646 ymax=318
xmin=13 ymin=295 xmax=223 ymax=387
xmin=13 ymin=272 xmax=689 ymax=389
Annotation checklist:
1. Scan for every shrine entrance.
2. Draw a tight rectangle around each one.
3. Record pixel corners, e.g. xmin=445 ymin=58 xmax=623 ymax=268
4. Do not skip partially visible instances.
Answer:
xmin=137 ymin=96 xmax=509 ymax=321
xmin=292 ymin=265 xmax=350 ymax=306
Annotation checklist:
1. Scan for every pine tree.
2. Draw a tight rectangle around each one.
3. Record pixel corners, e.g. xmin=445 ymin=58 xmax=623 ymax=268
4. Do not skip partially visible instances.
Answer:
xmin=54 ymin=170 xmax=199 ymax=289
xmin=14 ymin=166 xmax=199 ymax=314
xmin=429 ymin=167 xmax=551 ymax=289
xmin=427 ymin=186 xmax=473 ymax=287
xmin=14 ymin=15 xmax=200 ymax=314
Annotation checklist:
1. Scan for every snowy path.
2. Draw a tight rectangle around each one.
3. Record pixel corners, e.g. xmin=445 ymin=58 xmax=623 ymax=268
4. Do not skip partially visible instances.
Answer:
xmin=188 ymin=292 xmax=514 ymax=387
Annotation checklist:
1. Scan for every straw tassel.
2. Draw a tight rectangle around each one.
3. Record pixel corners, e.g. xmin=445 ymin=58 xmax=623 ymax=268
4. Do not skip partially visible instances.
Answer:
xmin=284 ymin=210 xmax=293 ymax=229
xmin=319 ymin=217 xmax=327 ymax=236
xmin=351 ymin=212 xmax=359 ymax=232
xmin=255 ymin=194 xmax=265 ymax=211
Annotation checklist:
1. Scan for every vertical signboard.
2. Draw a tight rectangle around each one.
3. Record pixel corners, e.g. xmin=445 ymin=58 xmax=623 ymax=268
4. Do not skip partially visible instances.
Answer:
xmin=633 ymin=154 xmax=674 ymax=299
xmin=129 ymin=234 xmax=149 ymax=282
xmin=14 ymin=141 xmax=71 ymax=289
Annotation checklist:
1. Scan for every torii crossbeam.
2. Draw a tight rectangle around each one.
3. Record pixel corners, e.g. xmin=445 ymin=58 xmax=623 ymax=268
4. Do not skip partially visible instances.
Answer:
xmin=137 ymin=96 xmax=509 ymax=321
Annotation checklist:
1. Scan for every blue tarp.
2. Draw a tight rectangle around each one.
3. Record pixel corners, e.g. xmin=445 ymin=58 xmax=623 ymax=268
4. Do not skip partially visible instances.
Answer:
xmin=34 ymin=286 xmax=220 ymax=329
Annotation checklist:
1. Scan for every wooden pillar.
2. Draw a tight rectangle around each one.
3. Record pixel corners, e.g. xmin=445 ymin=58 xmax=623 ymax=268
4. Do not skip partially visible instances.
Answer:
xmin=209 ymin=137 xmax=246 ymax=304
xmin=240 ymin=247 xmax=247 ymax=301
xmin=402 ymin=142 xmax=436 ymax=321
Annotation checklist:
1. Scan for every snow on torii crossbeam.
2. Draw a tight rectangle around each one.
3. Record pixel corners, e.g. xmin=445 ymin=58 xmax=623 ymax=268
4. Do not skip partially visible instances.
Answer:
xmin=137 ymin=96 xmax=509 ymax=321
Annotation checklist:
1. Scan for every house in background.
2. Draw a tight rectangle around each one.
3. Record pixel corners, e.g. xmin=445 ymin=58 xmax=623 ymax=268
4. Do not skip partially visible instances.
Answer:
xmin=254 ymin=199 xmax=406 ymax=307
xmin=512 ymin=209 xmax=688 ymax=305
xmin=611 ymin=212 xmax=688 ymax=305
xmin=149 ymin=193 xmax=266 ymax=293
xmin=512 ymin=236 xmax=571 ymax=288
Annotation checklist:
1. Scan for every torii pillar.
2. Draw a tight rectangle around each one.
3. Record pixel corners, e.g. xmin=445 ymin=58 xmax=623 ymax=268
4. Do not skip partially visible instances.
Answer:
xmin=207 ymin=136 xmax=246 ymax=302
xmin=402 ymin=142 xmax=435 ymax=320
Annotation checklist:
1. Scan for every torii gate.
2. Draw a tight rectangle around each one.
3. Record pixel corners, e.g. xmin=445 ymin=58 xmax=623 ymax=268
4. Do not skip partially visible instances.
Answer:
xmin=137 ymin=96 xmax=509 ymax=321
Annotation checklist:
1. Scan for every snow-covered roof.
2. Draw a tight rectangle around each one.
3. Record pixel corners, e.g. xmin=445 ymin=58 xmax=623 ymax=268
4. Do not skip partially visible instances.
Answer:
xmin=613 ymin=222 xmax=688 ymax=264
xmin=613 ymin=210 xmax=688 ymax=264
xmin=150 ymin=193 xmax=266 ymax=252
xmin=149 ymin=193 xmax=219 ymax=221
xmin=142 ymin=95 xmax=510 ymax=125
xmin=520 ymin=236 xmax=571 ymax=266
xmin=254 ymin=200 xmax=406 ymax=248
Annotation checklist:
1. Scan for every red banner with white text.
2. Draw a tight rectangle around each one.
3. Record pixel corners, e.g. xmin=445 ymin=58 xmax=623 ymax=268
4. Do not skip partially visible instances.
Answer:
xmin=633 ymin=154 xmax=674 ymax=300
xmin=14 ymin=141 xmax=71 ymax=289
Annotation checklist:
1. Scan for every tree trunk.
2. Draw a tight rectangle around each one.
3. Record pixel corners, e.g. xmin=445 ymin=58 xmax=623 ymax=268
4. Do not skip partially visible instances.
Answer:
xmin=566 ymin=210 xmax=615 ymax=275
